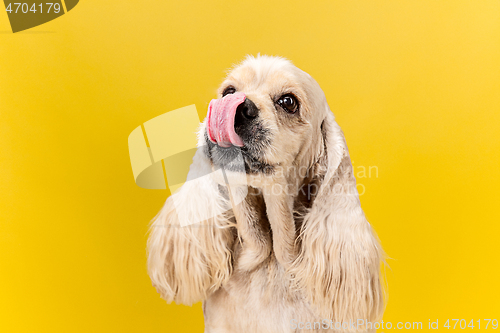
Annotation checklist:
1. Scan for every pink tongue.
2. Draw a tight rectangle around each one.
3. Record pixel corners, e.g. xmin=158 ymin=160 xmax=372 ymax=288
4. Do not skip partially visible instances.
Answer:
xmin=207 ymin=92 xmax=246 ymax=147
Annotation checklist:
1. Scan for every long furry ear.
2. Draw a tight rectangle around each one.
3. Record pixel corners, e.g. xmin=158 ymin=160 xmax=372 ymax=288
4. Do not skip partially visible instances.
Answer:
xmin=147 ymin=147 xmax=234 ymax=305
xmin=291 ymin=111 xmax=385 ymax=328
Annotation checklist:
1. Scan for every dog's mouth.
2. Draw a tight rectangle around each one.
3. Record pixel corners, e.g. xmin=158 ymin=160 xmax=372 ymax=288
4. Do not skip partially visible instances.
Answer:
xmin=204 ymin=135 xmax=274 ymax=175
xmin=205 ymin=92 xmax=274 ymax=174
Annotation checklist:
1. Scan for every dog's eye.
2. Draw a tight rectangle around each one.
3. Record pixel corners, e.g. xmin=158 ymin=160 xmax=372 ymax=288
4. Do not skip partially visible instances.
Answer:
xmin=276 ymin=94 xmax=299 ymax=114
xmin=222 ymin=86 xmax=236 ymax=97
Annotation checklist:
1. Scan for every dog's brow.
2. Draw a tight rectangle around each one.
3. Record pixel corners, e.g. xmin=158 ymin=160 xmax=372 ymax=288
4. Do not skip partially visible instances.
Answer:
xmin=271 ymin=87 xmax=301 ymax=100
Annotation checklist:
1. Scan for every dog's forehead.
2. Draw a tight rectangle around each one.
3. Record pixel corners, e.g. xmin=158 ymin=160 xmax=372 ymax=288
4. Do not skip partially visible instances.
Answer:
xmin=223 ymin=61 xmax=301 ymax=93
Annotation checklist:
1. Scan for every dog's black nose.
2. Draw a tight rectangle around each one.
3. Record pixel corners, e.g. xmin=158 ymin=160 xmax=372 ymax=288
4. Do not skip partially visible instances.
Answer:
xmin=235 ymin=98 xmax=259 ymax=128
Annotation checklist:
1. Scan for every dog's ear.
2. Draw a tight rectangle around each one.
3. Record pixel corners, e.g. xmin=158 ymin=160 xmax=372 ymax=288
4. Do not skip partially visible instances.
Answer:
xmin=292 ymin=111 xmax=385 ymax=327
xmin=147 ymin=147 xmax=234 ymax=305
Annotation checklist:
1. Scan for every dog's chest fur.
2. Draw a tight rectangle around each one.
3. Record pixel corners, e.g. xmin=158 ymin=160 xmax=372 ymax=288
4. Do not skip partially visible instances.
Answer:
xmin=202 ymin=256 xmax=324 ymax=333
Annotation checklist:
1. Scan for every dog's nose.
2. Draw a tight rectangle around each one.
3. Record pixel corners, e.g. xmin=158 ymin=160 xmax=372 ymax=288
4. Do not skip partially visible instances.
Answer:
xmin=234 ymin=98 xmax=259 ymax=128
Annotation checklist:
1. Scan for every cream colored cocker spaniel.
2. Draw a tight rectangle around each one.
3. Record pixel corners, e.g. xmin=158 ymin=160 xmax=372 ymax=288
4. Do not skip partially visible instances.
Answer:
xmin=147 ymin=55 xmax=385 ymax=333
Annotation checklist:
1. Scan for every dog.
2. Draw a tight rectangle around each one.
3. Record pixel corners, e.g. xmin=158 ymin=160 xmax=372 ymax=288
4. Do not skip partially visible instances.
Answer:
xmin=147 ymin=55 xmax=385 ymax=332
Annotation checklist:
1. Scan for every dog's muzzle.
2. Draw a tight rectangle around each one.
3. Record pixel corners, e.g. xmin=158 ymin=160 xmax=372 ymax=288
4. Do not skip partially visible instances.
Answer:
xmin=207 ymin=92 xmax=259 ymax=148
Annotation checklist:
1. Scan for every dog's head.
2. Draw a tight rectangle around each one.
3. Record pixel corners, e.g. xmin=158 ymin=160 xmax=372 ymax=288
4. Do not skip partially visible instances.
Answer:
xmin=204 ymin=55 xmax=331 ymax=180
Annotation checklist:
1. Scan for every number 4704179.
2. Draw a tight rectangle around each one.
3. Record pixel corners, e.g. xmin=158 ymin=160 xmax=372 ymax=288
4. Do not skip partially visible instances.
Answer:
xmin=5 ymin=3 xmax=62 ymax=14
xmin=444 ymin=319 xmax=498 ymax=329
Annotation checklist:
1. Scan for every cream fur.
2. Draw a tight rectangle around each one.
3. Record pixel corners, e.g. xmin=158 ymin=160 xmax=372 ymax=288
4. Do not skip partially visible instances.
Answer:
xmin=147 ymin=55 xmax=385 ymax=332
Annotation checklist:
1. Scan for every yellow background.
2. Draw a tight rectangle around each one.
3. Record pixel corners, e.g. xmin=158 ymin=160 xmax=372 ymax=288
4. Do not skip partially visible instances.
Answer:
xmin=1 ymin=1 xmax=500 ymax=332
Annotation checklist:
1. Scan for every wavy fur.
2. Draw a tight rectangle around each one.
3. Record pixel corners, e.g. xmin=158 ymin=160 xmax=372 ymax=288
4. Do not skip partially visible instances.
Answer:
xmin=147 ymin=55 xmax=385 ymax=332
